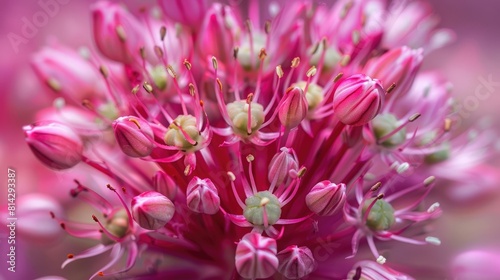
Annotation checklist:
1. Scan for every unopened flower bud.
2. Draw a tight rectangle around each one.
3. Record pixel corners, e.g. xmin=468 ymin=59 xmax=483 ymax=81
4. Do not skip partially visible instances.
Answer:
xmin=113 ymin=116 xmax=154 ymax=158
xmin=362 ymin=198 xmax=395 ymax=231
xmin=277 ymin=246 xmax=316 ymax=279
xmin=91 ymin=1 xmax=145 ymax=63
xmin=164 ymin=115 xmax=202 ymax=152
xmin=333 ymin=74 xmax=384 ymax=126
xmin=159 ymin=0 xmax=208 ymax=28
xmin=244 ymin=191 xmax=281 ymax=226
xmin=235 ymin=233 xmax=278 ymax=279
xmin=226 ymin=100 xmax=264 ymax=137
xmin=306 ymin=181 xmax=346 ymax=216
xmin=31 ymin=45 xmax=106 ymax=101
xmin=131 ymin=191 xmax=175 ymax=230
xmin=347 ymin=260 xmax=414 ymax=280
xmin=24 ymin=122 xmax=83 ymax=170
xmin=372 ymin=114 xmax=406 ymax=147
xmin=197 ymin=4 xmax=238 ymax=63
xmin=451 ymin=250 xmax=500 ymax=279
xmin=186 ymin=177 xmax=220 ymax=214
xmin=278 ymin=87 xmax=308 ymax=129
xmin=268 ymin=147 xmax=299 ymax=187
xmin=364 ymin=46 xmax=423 ymax=95
xmin=152 ymin=171 xmax=177 ymax=200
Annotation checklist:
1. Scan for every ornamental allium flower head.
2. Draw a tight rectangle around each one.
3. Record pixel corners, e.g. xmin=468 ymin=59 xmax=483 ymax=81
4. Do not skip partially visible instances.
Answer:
xmin=22 ymin=0 xmax=499 ymax=279
xmin=333 ymin=74 xmax=385 ymax=126
xmin=24 ymin=122 xmax=83 ymax=170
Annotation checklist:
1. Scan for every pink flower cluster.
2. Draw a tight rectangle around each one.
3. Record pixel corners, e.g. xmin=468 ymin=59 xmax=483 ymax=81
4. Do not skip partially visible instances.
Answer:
xmin=23 ymin=0 xmax=497 ymax=279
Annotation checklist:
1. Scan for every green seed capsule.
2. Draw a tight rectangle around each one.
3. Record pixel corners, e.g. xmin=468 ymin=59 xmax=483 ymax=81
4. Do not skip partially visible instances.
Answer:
xmin=243 ymin=191 xmax=281 ymax=226
xmin=362 ymin=198 xmax=395 ymax=231
xmin=372 ymin=114 xmax=406 ymax=148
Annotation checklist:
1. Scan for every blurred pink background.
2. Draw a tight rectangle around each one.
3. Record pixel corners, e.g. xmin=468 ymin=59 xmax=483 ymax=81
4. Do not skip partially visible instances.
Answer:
xmin=0 ymin=0 xmax=499 ymax=279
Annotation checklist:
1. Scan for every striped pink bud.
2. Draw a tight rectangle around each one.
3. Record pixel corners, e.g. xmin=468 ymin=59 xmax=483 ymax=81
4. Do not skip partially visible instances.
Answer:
xmin=306 ymin=181 xmax=346 ymax=216
xmin=186 ymin=177 xmax=220 ymax=214
xmin=152 ymin=171 xmax=178 ymax=201
xmin=131 ymin=191 xmax=175 ymax=230
xmin=363 ymin=46 xmax=423 ymax=96
xmin=278 ymin=86 xmax=308 ymax=129
xmin=24 ymin=122 xmax=83 ymax=170
xmin=235 ymin=232 xmax=278 ymax=279
xmin=268 ymin=147 xmax=299 ymax=187
xmin=113 ymin=116 xmax=154 ymax=158
xmin=333 ymin=74 xmax=384 ymax=126
xmin=91 ymin=1 xmax=145 ymax=64
xmin=278 ymin=246 xmax=316 ymax=279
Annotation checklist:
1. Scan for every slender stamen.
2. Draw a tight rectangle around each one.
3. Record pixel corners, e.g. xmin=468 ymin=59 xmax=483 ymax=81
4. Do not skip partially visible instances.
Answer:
xmin=386 ymin=83 xmax=397 ymax=94
xmin=263 ymin=66 xmax=283 ymax=116
xmin=261 ymin=197 xmax=269 ymax=228
xmin=92 ymin=215 xmax=121 ymax=243
xmin=284 ymin=57 xmax=300 ymax=89
xmin=228 ymin=172 xmax=246 ymax=209
xmin=312 ymin=38 xmax=328 ymax=85
xmin=362 ymin=194 xmax=384 ymax=225
xmin=71 ymin=180 xmax=113 ymax=215
xmin=167 ymin=65 xmax=188 ymax=115
xmin=246 ymin=154 xmax=258 ymax=194
xmin=106 ymin=184 xmax=134 ymax=230
xmin=245 ymin=19 xmax=255 ymax=69
xmin=377 ymin=113 xmax=421 ymax=144
xmin=253 ymin=48 xmax=267 ymax=101
xmin=246 ymin=94 xmax=254 ymax=135
xmin=212 ymin=57 xmax=233 ymax=125
xmin=172 ymin=121 xmax=198 ymax=146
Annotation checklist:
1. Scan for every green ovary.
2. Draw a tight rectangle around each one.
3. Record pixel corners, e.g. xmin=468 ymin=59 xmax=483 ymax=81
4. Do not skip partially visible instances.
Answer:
xmin=362 ymin=198 xmax=395 ymax=231
xmin=226 ymin=100 xmax=264 ymax=137
xmin=243 ymin=191 xmax=281 ymax=226
xmin=372 ymin=114 xmax=406 ymax=147
xmin=424 ymin=143 xmax=451 ymax=164
xmin=101 ymin=209 xmax=130 ymax=245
